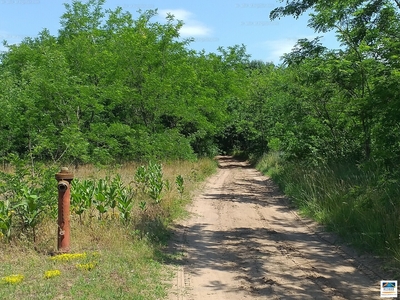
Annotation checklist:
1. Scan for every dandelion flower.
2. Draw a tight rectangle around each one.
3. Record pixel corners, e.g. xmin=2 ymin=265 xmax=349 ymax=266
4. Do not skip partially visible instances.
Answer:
xmin=44 ymin=270 xmax=61 ymax=279
xmin=2 ymin=274 xmax=24 ymax=284
xmin=50 ymin=253 xmax=87 ymax=262
xmin=76 ymin=262 xmax=97 ymax=271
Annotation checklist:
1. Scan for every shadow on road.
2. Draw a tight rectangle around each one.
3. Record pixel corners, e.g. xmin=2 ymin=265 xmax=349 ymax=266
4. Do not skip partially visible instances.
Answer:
xmin=166 ymin=156 xmax=381 ymax=299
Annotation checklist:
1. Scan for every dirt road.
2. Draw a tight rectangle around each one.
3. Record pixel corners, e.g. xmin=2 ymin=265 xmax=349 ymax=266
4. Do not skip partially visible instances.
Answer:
xmin=168 ymin=156 xmax=388 ymax=299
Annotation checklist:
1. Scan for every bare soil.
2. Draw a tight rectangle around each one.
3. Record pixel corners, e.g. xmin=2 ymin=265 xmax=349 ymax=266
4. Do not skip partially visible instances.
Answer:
xmin=167 ymin=156 xmax=390 ymax=299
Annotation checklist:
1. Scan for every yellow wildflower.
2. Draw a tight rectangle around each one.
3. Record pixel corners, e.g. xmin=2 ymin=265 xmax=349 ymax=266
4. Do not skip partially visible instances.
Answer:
xmin=1 ymin=274 xmax=24 ymax=284
xmin=50 ymin=253 xmax=87 ymax=262
xmin=44 ymin=270 xmax=61 ymax=279
xmin=76 ymin=262 xmax=97 ymax=271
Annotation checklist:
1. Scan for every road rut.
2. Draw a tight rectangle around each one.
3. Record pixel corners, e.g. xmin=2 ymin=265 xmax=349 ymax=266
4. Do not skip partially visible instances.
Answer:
xmin=168 ymin=156 xmax=386 ymax=299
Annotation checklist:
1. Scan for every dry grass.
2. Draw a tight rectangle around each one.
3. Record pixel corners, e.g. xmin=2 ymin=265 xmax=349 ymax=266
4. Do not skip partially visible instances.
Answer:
xmin=0 ymin=157 xmax=217 ymax=299
xmin=69 ymin=158 xmax=214 ymax=184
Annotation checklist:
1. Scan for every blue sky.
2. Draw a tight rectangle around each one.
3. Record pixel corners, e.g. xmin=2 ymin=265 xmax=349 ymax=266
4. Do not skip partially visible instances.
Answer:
xmin=0 ymin=0 xmax=340 ymax=64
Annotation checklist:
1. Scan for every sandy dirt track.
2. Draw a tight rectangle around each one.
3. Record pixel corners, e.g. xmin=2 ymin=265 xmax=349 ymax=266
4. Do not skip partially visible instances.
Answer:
xmin=167 ymin=156 xmax=388 ymax=299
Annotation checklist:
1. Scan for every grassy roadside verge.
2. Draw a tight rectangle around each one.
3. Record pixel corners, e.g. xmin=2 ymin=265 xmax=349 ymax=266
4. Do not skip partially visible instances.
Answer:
xmin=256 ymin=152 xmax=400 ymax=275
xmin=0 ymin=158 xmax=217 ymax=300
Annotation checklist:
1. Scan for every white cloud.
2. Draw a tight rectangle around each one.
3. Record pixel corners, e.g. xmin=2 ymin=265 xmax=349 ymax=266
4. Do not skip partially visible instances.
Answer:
xmin=262 ymin=35 xmax=318 ymax=63
xmin=179 ymin=24 xmax=211 ymax=37
xmin=263 ymin=38 xmax=297 ymax=63
xmin=158 ymin=9 xmax=212 ymax=37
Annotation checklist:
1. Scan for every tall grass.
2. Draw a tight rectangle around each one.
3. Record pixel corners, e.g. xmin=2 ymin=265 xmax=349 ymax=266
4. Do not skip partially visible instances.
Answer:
xmin=257 ymin=152 xmax=400 ymax=264
xmin=0 ymin=157 xmax=217 ymax=299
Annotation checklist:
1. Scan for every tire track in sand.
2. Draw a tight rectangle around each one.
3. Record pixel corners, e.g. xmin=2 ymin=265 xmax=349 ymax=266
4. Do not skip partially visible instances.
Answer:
xmin=168 ymin=156 xmax=386 ymax=299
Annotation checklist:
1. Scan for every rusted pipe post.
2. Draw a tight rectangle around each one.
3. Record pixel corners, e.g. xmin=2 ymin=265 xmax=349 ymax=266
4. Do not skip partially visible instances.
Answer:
xmin=55 ymin=167 xmax=74 ymax=253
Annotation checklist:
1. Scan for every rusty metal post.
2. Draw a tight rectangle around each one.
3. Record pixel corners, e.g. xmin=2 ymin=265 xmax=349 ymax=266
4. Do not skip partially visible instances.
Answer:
xmin=55 ymin=167 xmax=74 ymax=253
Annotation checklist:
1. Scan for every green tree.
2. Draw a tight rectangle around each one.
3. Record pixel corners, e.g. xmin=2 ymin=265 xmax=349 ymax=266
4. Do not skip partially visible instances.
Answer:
xmin=0 ymin=0 xmax=254 ymax=163
xmin=268 ymin=0 xmax=400 ymax=166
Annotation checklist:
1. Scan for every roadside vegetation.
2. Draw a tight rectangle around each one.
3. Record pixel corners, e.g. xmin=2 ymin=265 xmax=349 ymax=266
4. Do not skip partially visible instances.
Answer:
xmin=257 ymin=152 xmax=400 ymax=275
xmin=2 ymin=0 xmax=400 ymax=296
xmin=0 ymin=157 xmax=217 ymax=299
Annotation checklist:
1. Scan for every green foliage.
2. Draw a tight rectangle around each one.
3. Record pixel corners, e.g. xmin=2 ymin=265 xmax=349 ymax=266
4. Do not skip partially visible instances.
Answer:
xmin=71 ymin=176 xmax=134 ymax=222
xmin=263 ymin=0 xmax=400 ymax=167
xmin=258 ymin=152 xmax=400 ymax=260
xmin=134 ymin=161 xmax=165 ymax=204
xmin=0 ymin=157 xmax=58 ymax=242
xmin=71 ymin=162 xmax=170 ymax=221
xmin=175 ymin=175 xmax=184 ymax=198
xmin=241 ymin=0 xmax=400 ymax=264
xmin=145 ymin=162 xmax=164 ymax=204
xmin=94 ymin=178 xmax=108 ymax=217
xmin=14 ymin=187 xmax=42 ymax=242
xmin=3 ymin=0 xmax=400 ymax=265
xmin=71 ymin=179 xmax=95 ymax=221
xmin=0 ymin=159 xmax=187 ymax=242
xmin=0 ymin=1 xmax=250 ymax=163
xmin=0 ymin=200 xmax=13 ymax=240
xmin=116 ymin=187 xmax=134 ymax=223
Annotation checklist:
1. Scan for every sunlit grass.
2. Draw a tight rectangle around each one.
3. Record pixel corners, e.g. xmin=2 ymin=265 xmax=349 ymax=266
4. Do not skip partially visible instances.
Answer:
xmin=0 ymin=157 xmax=218 ymax=299
xmin=257 ymin=152 xmax=400 ymax=273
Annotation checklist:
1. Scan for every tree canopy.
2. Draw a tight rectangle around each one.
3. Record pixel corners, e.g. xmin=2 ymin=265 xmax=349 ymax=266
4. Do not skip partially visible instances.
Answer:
xmin=0 ymin=0 xmax=249 ymax=164
xmin=1 ymin=0 xmax=400 ymax=170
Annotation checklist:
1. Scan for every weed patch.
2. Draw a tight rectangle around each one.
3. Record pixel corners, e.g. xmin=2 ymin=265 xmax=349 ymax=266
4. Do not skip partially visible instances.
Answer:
xmin=0 ymin=157 xmax=217 ymax=299
xmin=257 ymin=152 xmax=400 ymax=273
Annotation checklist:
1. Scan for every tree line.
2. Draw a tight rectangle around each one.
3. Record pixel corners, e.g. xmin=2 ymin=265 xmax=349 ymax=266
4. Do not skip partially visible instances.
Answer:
xmin=1 ymin=0 xmax=400 ymax=173
xmin=0 ymin=0 xmax=248 ymax=164
xmin=242 ymin=0 xmax=400 ymax=171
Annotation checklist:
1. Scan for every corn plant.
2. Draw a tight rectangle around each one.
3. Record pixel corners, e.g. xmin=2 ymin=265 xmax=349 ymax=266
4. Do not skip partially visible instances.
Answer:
xmin=134 ymin=166 xmax=147 ymax=192
xmin=0 ymin=200 xmax=13 ymax=240
xmin=138 ymin=201 xmax=147 ymax=212
xmin=145 ymin=162 xmax=164 ymax=204
xmin=14 ymin=186 xmax=42 ymax=243
xmin=175 ymin=175 xmax=184 ymax=198
xmin=107 ymin=175 xmax=123 ymax=217
xmin=134 ymin=162 xmax=165 ymax=203
xmin=94 ymin=178 xmax=108 ymax=219
xmin=117 ymin=187 xmax=134 ymax=223
xmin=0 ymin=158 xmax=56 ymax=242
xmin=71 ymin=179 xmax=96 ymax=222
